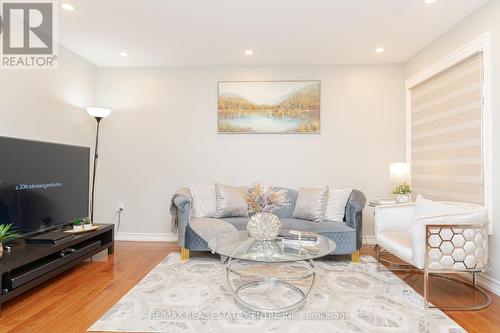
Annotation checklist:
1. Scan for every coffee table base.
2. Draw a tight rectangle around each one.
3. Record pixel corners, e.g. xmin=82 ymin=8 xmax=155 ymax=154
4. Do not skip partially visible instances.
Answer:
xmin=225 ymin=259 xmax=316 ymax=315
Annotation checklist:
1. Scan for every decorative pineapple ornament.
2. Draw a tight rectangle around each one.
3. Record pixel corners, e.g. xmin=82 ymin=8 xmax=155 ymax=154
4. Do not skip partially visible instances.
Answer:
xmin=245 ymin=183 xmax=290 ymax=240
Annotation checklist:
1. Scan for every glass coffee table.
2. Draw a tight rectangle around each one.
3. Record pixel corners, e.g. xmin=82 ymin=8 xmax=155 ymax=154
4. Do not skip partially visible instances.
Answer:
xmin=208 ymin=230 xmax=336 ymax=315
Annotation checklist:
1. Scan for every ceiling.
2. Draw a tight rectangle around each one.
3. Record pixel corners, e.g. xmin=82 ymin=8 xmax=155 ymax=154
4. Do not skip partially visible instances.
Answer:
xmin=58 ymin=0 xmax=489 ymax=67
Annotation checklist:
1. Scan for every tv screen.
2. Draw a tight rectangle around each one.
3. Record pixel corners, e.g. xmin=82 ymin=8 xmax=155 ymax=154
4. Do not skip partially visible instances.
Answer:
xmin=0 ymin=137 xmax=90 ymax=235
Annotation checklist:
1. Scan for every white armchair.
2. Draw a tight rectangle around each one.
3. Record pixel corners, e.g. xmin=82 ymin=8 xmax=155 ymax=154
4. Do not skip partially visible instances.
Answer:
xmin=374 ymin=197 xmax=490 ymax=310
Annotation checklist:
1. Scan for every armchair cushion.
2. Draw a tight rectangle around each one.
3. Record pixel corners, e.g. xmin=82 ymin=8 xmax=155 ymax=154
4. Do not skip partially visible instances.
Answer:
xmin=413 ymin=195 xmax=469 ymax=219
xmin=375 ymin=204 xmax=415 ymax=235
xmin=377 ymin=231 xmax=413 ymax=264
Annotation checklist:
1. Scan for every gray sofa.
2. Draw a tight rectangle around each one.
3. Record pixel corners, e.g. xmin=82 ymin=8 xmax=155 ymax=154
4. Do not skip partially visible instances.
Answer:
xmin=172 ymin=187 xmax=366 ymax=261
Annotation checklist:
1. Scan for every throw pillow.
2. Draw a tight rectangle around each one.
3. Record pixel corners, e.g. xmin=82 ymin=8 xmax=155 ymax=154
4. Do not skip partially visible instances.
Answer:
xmin=324 ymin=188 xmax=352 ymax=222
xmin=293 ymin=186 xmax=329 ymax=222
xmin=411 ymin=194 xmax=470 ymax=240
xmin=414 ymin=194 xmax=468 ymax=219
xmin=189 ymin=184 xmax=217 ymax=218
xmin=214 ymin=183 xmax=249 ymax=218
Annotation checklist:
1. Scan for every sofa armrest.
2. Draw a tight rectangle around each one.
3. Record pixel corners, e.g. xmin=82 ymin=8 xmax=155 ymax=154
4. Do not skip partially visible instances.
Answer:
xmin=411 ymin=206 xmax=485 ymax=269
xmin=172 ymin=188 xmax=192 ymax=248
xmin=174 ymin=190 xmax=191 ymax=211
xmin=345 ymin=189 xmax=366 ymax=250
xmin=375 ymin=203 xmax=415 ymax=235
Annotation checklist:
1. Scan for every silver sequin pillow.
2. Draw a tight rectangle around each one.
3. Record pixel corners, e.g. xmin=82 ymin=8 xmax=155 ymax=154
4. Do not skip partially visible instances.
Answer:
xmin=213 ymin=183 xmax=249 ymax=218
xmin=293 ymin=186 xmax=329 ymax=222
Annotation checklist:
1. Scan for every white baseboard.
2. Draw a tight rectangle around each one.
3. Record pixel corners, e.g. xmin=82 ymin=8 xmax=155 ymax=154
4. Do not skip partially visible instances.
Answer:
xmin=114 ymin=232 xmax=178 ymax=242
xmin=363 ymin=235 xmax=376 ymax=245
xmin=473 ymin=273 xmax=500 ymax=296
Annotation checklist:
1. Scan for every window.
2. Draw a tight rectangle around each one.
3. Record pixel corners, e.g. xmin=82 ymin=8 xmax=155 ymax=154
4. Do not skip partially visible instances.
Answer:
xmin=409 ymin=53 xmax=484 ymax=204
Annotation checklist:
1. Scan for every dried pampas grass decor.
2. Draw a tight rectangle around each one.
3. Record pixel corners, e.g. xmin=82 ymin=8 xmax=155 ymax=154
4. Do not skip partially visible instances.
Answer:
xmin=245 ymin=183 xmax=290 ymax=214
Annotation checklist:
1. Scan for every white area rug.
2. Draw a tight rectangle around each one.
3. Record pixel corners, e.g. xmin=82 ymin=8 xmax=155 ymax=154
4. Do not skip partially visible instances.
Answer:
xmin=89 ymin=253 xmax=465 ymax=333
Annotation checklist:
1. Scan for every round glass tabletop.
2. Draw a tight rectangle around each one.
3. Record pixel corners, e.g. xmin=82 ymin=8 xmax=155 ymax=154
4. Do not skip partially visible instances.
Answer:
xmin=207 ymin=229 xmax=336 ymax=262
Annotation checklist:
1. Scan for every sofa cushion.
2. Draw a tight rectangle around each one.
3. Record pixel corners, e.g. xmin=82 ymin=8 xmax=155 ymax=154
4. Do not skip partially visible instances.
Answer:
xmin=280 ymin=218 xmax=354 ymax=233
xmin=325 ymin=188 xmax=352 ymax=222
xmin=214 ymin=183 xmax=249 ymax=218
xmin=293 ymin=186 xmax=329 ymax=222
xmin=219 ymin=217 xmax=249 ymax=230
xmin=189 ymin=184 xmax=216 ymax=218
xmin=272 ymin=187 xmax=298 ymax=219
xmin=190 ymin=217 xmax=237 ymax=242
xmin=220 ymin=217 xmax=354 ymax=234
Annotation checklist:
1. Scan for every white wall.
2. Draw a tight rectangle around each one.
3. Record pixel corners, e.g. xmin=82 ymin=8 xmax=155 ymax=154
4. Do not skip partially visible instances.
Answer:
xmin=404 ymin=0 xmax=500 ymax=285
xmin=0 ymin=45 xmax=97 ymax=147
xmin=95 ymin=65 xmax=405 ymax=238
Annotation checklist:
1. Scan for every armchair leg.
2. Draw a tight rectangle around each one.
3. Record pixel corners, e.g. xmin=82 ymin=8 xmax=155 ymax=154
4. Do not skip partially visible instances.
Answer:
xmin=351 ymin=250 xmax=360 ymax=263
xmin=181 ymin=247 xmax=190 ymax=260
xmin=424 ymin=271 xmax=491 ymax=311
xmin=424 ymin=268 xmax=430 ymax=309
xmin=375 ymin=244 xmax=381 ymax=263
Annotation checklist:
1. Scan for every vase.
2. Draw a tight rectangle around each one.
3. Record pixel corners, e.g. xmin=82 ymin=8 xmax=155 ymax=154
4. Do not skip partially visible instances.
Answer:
xmin=73 ymin=225 xmax=83 ymax=232
xmin=247 ymin=212 xmax=282 ymax=241
xmin=0 ymin=246 xmax=3 ymax=258
xmin=395 ymin=194 xmax=411 ymax=204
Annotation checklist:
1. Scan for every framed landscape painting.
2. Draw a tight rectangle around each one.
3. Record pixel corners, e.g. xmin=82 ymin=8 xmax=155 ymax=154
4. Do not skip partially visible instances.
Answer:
xmin=218 ymin=80 xmax=321 ymax=134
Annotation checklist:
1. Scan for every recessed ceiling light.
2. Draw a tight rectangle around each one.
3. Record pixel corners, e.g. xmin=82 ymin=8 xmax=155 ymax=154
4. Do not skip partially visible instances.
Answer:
xmin=424 ymin=0 xmax=436 ymax=4
xmin=375 ymin=47 xmax=385 ymax=54
xmin=119 ymin=52 xmax=128 ymax=57
xmin=244 ymin=49 xmax=253 ymax=56
xmin=61 ymin=3 xmax=75 ymax=11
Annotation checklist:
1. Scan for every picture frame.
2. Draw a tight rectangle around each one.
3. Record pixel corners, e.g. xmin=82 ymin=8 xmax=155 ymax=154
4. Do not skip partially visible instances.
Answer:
xmin=218 ymin=80 xmax=321 ymax=134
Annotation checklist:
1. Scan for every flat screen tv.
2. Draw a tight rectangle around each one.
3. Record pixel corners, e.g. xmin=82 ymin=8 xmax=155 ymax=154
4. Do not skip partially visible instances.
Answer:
xmin=0 ymin=136 xmax=90 ymax=235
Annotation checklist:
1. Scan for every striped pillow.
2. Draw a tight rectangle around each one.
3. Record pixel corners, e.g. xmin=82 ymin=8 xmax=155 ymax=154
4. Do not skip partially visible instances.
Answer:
xmin=324 ymin=188 xmax=352 ymax=222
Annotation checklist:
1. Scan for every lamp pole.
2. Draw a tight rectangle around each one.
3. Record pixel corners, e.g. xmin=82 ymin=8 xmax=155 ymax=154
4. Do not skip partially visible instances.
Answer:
xmin=86 ymin=107 xmax=111 ymax=223
xmin=90 ymin=117 xmax=103 ymax=223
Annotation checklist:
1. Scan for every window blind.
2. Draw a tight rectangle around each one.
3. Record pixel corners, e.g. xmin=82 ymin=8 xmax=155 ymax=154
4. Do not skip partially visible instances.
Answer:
xmin=410 ymin=53 xmax=484 ymax=204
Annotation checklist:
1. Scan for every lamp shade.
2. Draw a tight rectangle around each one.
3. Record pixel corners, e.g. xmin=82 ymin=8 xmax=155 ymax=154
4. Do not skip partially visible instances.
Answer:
xmin=86 ymin=107 xmax=111 ymax=118
xmin=390 ymin=162 xmax=410 ymax=184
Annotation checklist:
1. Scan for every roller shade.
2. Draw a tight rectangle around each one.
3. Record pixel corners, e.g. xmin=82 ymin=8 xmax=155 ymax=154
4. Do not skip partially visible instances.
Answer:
xmin=410 ymin=53 xmax=484 ymax=204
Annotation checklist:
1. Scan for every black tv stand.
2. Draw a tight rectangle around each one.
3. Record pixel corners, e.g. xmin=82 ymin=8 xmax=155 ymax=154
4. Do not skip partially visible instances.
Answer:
xmin=0 ymin=224 xmax=114 ymax=314
xmin=25 ymin=230 xmax=72 ymax=244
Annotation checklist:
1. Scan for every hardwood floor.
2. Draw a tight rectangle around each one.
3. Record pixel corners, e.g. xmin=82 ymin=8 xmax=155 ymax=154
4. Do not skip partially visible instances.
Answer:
xmin=0 ymin=241 xmax=179 ymax=333
xmin=0 ymin=242 xmax=498 ymax=332
xmin=360 ymin=246 xmax=500 ymax=333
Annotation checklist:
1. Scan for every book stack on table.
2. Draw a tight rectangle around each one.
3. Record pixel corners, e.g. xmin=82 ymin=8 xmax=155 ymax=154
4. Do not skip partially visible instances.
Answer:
xmin=279 ymin=230 xmax=320 ymax=252
xmin=369 ymin=198 xmax=396 ymax=206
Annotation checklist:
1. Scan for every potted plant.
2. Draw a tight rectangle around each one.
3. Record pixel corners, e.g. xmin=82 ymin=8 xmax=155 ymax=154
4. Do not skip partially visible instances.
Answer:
xmin=82 ymin=217 xmax=93 ymax=230
xmin=0 ymin=224 xmax=21 ymax=257
xmin=245 ymin=183 xmax=290 ymax=240
xmin=72 ymin=217 xmax=84 ymax=232
xmin=392 ymin=182 xmax=412 ymax=204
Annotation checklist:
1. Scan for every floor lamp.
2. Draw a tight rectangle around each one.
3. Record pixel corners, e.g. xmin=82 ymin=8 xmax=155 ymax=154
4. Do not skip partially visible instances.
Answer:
xmin=86 ymin=107 xmax=112 ymax=223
